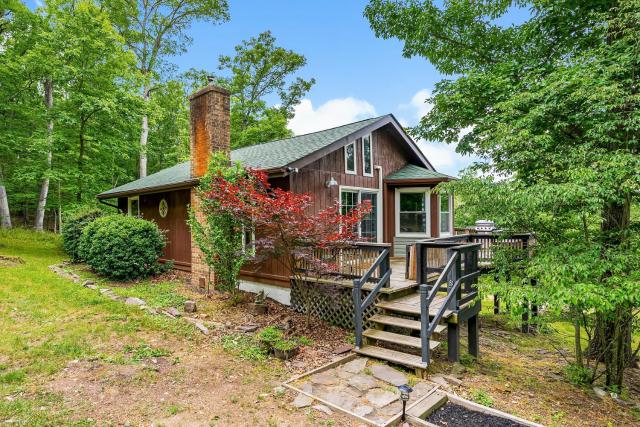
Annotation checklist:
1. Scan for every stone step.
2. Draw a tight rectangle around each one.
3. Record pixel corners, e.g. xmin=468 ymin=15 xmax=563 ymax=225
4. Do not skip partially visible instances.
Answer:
xmin=369 ymin=314 xmax=447 ymax=335
xmin=363 ymin=329 xmax=441 ymax=351
xmin=354 ymin=344 xmax=429 ymax=369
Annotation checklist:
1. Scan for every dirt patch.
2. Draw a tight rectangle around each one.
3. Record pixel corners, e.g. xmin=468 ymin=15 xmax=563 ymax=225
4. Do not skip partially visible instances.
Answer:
xmin=48 ymin=343 xmax=358 ymax=426
xmin=0 ymin=255 xmax=24 ymax=267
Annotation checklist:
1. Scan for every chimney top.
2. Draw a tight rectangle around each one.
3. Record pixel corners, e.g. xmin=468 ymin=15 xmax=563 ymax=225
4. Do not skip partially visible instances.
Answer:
xmin=188 ymin=84 xmax=230 ymax=101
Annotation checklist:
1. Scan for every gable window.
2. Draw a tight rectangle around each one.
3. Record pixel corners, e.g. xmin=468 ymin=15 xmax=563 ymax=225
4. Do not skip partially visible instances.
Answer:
xmin=127 ymin=196 xmax=140 ymax=217
xmin=395 ymin=188 xmax=430 ymax=236
xmin=344 ymin=141 xmax=356 ymax=174
xmin=362 ymin=134 xmax=373 ymax=177
xmin=340 ymin=187 xmax=380 ymax=242
xmin=439 ymin=193 xmax=453 ymax=236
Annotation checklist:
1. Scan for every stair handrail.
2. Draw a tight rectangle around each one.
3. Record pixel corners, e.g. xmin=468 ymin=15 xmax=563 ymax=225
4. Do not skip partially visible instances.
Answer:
xmin=419 ymin=250 xmax=458 ymax=364
xmin=352 ymin=246 xmax=391 ymax=349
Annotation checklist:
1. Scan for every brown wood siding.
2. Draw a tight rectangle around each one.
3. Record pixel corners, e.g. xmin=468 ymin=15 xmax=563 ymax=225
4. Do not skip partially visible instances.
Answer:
xmin=139 ymin=190 xmax=192 ymax=270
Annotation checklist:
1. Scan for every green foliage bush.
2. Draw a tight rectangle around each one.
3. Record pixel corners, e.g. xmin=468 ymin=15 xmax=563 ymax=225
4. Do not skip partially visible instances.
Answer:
xmin=78 ymin=215 xmax=167 ymax=280
xmin=62 ymin=208 xmax=103 ymax=262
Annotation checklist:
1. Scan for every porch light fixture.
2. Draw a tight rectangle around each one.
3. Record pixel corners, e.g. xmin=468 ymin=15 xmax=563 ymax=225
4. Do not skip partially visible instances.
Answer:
xmin=325 ymin=176 xmax=338 ymax=188
xmin=398 ymin=384 xmax=413 ymax=421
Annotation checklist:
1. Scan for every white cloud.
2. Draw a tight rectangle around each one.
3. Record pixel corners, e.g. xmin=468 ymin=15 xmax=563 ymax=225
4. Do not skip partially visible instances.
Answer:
xmin=288 ymin=98 xmax=376 ymax=135
xmin=35 ymin=0 xmax=44 ymax=7
xmin=399 ymin=88 xmax=433 ymax=123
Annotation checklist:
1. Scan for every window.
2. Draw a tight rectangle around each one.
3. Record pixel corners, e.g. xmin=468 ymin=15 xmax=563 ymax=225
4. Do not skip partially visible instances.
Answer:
xmin=340 ymin=188 xmax=380 ymax=241
xmin=344 ymin=141 xmax=356 ymax=174
xmin=127 ymin=196 xmax=140 ymax=217
xmin=440 ymin=193 xmax=452 ymax=236
xmin=395 ymin=188 xmax=430 ymax=236
xmin=242 ymin=226 xmax=255 ymax=254
xmin=362 ymin=134 xmax=373 ymax=177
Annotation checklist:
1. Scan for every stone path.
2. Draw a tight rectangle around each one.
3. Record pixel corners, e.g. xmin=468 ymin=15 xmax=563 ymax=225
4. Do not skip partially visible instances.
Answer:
xmin=290 ymin=357 xmax=437 ymax=425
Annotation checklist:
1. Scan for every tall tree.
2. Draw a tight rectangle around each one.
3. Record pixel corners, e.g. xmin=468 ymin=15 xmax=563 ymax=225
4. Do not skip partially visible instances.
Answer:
xmin=365 ymin=0 xmax=640 ymax=388
xmin=217 ymin=31 xmax=315 ymax=148
xmin=104 ymin=0 xmax=229 ymax=178
xmin=34 ymin=77 xmax=53 ymax=231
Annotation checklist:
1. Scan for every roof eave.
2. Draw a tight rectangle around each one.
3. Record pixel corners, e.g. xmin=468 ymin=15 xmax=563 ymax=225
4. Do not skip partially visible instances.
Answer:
xmin=384 ymin=177 xmax=456 ymax=185
xmin=96 ymin=180 xmax=199 ymax=199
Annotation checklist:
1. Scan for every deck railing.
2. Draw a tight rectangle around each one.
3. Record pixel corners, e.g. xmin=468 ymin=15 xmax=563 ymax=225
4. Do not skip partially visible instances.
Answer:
xmin=296 ymin=242 xmax=390 ymax=281
xmin=419 ymin=242 xmax=481 ymax=364
xmin=351 ymin=243 xmax=392 ymax=349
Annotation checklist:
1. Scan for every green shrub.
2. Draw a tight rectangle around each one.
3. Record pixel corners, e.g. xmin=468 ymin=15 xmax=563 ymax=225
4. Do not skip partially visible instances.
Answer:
xmin=78 ymin=215 xmax=167 ymax=280
xmin=62 ymin=208 xmax=103 ymax=262
xmin=564 ymin=363 xmax=592 ymax=386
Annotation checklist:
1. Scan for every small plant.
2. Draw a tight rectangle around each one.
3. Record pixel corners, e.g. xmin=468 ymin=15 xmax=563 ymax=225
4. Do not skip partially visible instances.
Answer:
xmin=257 ymin=326 xmax=283 ymax=345
xmin=124 ymin=343 xmax=171 ymax=362
xmin=255 ymin=290 xmax=266 ymax=305
xmin=273 ymin=339 xmax=297 ymax=351
xmin=166 ymin=404 xmax=185 ymax=416
xmin=221 ymin=334 xmax=268 ymax=361
xmin=471 ymin=389 xmax=494 ymax=407
xmin=298 ymin=336 xmax=313 ymax=346
xmin=459 ymin=353 xmax=476 ymax=367
xmin=564 ymin=363 xmax=592 ymax=386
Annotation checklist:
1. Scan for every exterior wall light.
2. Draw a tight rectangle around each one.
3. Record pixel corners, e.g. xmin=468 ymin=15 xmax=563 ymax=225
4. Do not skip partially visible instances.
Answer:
xmin=325 ymin=177 xmax=338 ymax=188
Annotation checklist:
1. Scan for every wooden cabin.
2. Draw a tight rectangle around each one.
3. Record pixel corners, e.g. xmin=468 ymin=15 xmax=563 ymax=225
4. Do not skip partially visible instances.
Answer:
xmin=96 ymin=85 xmax=455 ymax=299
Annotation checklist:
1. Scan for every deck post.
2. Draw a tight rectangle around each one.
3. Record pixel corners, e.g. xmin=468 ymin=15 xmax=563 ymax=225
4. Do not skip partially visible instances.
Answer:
xmin=379 ymin=248 xmax=391 ymax=288
xmin=415 ymin=242 xmax=424 ymax=285
xmin=419 ymin=284 xmax=430 ymax=364
xmin=468 ymin=314 xmax=479 ymax=358
xmin=352 ymin=279 xmax=363 ymax=348
xmin=447 ymin=321 xmax=460 ymax=362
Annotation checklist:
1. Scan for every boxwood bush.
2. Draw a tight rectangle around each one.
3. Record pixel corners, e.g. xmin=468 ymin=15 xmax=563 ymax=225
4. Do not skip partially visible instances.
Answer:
xmin=62 ymin=208 xmax=103 ymax=262
xmin=78 ymin=215 xmax=167 ymax=280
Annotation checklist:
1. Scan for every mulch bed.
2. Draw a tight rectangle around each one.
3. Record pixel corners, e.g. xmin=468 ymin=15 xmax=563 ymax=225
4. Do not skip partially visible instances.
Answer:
xmin=427 ymin=403 xmax=527 ymax=427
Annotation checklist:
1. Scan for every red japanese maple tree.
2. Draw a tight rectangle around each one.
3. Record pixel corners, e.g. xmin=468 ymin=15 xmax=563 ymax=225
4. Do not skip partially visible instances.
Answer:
xmin=200 ymin=163 xmax=370 ymax=321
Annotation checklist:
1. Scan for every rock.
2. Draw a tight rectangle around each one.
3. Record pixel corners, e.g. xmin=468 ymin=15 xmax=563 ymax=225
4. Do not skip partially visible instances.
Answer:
xmin=164 ymin=307 xmax=181 ymax=318
xmin=237 ymin=324 xmax=259 ymax=333
xmin=353 ymin=405 xmax=374 ymax=417
xmin=333 ymin=344 xmax=352 ymax=354
xmin=429 ymin=376 xmax=451 ymax=388
xmin=365 ymin=388 xmax=398 ymax=408
xmin=310 ymin=373 xmax=337 ymax=386
xmin=593 ymin=387 xmax=607 ymax=399
xmin=342 ymin=358 xmax=367 ymax=374
xmin=99 ymin=288 xmax=111 ymax=294
xmin=272 ymin=386 xmax=286 ymax=396
xmin=378 ymin=400 xmax=403 ymax=416
xmin=411 ymin=381 xmax=435 ymax=398
xmin=184 ymin=318 xmax=209 ymax=335
xmin=125 ymin=297 xmax=146 ymax=306
xmin=442 ymin=375 xmax=462 ymax=386
xmin=317 ymin=389 xmax=359 ymax=411
xmin=348 ymin=374 xmax=378 ymax=391
xmin=312 ymin=404 xmax=333 ymax=415
xmin=184 ymin=300 xmax=197 ymax=313
xmin=82 ymin=280 xmax=95 ymax=287
xmin=292 ymin=392 xmax=313 ymax=408
xmin=371 ymin=365 xmax=408 ymax=387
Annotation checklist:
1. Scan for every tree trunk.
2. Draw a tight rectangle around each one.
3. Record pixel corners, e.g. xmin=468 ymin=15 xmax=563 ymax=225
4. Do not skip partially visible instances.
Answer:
xmin=573 ymin=306 xmax=583 ymax=367
xmin=0 ymin=178 xmax=11 ymax=229
xmin=35 ymin=78 xmax=54 ymax=231
xmin=57 ymin=180 xmax=62 ymax=233
xmin=139 ymin=85 xmax=150 ymax=178
xmin=595 ymin=196 xmax=633 ymax=388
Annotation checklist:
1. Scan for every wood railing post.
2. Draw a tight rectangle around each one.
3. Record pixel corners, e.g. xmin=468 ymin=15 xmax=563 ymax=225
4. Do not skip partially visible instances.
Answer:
xmin=352 ymin=278 xmax=363 ymax=348
xmin=379 ymin=248 xmax=391 ymax=287
xmin=447 ymin=248 xmax=460 ymax=311
xmin=419 ymin=284 xmax=430 ymax=364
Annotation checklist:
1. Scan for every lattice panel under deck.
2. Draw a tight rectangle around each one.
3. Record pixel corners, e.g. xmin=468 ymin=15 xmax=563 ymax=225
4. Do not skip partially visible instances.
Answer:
xmin=290 ymin=280 xmax=382 ymax=329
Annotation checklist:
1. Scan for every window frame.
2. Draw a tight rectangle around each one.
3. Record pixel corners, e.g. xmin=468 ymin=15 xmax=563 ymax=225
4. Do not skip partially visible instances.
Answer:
xmin=339 ymin=186 xmax=382 ymax=243
xmin=127 ymin=195 xmax=140 ymax=217
xmin=344 ymin=141 xmax=357 ymax=175
xmin=241 ymin=225 xmax=256 ymax=254
xmin=361 ymin=134 xmax=373 ymax=177
xmin=395 ymin=187 xmax=431 ymax=237
xmin=439 ymin=193 xmax=454 ymax=237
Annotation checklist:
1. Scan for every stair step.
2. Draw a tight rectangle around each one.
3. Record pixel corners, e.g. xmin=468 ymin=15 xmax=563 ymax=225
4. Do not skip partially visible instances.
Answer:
xmin=377 ymin=299 xmax=453 ymax=318
xmin=363 ymin=329 xmax=441 ymax=350
xmin=369 ymin=315 xmax=447 ymax=335
xmin=354 ymin=345 xmax=429 ymax=369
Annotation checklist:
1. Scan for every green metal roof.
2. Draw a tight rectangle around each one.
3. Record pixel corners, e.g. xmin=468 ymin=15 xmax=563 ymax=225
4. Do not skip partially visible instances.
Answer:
xmin=98 ymin=116 xmax=386 ymax=198
xmin=385 ymin=164 xmax=453 ymax=181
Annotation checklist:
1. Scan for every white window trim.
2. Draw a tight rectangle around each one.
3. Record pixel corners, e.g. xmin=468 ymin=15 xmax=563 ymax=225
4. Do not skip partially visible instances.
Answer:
xmin=361 ymin=134 xmax=373 ymax=177
xmin=344 ymin=141 xmax=357 ymax=175
xmin=127 ymin=196 xmax=140 ymax=217
xmin=242 ymin=226 xmax=256 ymax=254
xmin=339 ymin=185 xmax=382 ymax=243
xmin=395 ymin=187 xmax=431 ymax=237
xmin=438 ymin=193 xmax=454 ymax=237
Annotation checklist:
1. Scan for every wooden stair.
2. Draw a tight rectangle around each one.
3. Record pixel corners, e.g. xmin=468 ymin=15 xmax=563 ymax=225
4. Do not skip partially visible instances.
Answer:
xmin=355 ymin=288 xmax=456 ymax=372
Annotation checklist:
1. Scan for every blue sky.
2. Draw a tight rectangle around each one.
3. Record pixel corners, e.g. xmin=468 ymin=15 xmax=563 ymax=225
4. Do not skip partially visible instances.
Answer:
xmin=30 ymin=0 xmax=529 ymax=176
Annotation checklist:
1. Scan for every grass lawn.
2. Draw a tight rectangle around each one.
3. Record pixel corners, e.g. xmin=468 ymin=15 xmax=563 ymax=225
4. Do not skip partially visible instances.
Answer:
xmin=1 ymin=228 xmax=639 ymax=426
xmin=0 ymin=229 xmax=355 ymax=426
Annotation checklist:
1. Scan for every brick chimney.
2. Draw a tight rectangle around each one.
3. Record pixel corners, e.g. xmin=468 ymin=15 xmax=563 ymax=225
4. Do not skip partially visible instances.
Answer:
xmin=189 ymin=84 xmax=231 ymax=178
xmin=189 ymin=84 xmax=230 ymax=288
